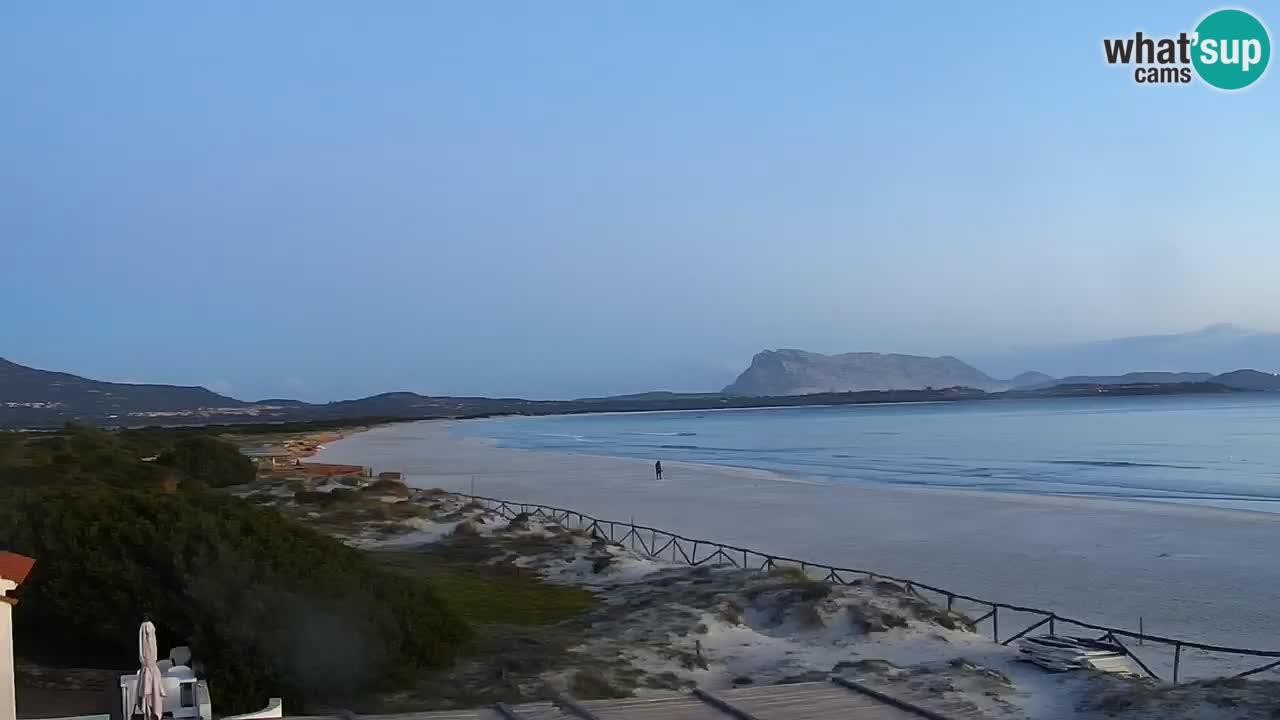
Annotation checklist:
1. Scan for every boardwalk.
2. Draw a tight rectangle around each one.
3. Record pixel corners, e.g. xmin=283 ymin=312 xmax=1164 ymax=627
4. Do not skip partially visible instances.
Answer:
xmin=294 ymin=679 xmax=982 ymax=720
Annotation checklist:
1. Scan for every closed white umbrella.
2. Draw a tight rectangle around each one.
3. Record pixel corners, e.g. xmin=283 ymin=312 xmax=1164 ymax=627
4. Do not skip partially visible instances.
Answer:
xmin=134 ymin=620 xmax=166 ymax=720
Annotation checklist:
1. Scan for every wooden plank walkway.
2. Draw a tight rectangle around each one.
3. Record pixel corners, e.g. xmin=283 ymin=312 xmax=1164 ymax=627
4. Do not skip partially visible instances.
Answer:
xmin=290 ymin=679 xmax=980 ymax=720
xmin=704 ymin=682 xmax=923 ymax=720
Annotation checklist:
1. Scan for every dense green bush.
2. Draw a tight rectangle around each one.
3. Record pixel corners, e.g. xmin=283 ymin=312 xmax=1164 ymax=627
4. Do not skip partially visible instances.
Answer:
xmin=2 ymin=424 xmax=249 ymax=490
xmin=157 ymin=435 xmax=255 ymax=488
xmin=10 ymin=424 xmax=171 ymax=488
xmin=292 ymin=488 xmax=361 ymax=506
xmin=0 ymin=486 xmax=471 ymax=712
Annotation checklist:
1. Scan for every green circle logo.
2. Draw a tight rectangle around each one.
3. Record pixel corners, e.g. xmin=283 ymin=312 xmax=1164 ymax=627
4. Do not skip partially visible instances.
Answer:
xmin=1192 ymin=9 xmax=1270 ymax=90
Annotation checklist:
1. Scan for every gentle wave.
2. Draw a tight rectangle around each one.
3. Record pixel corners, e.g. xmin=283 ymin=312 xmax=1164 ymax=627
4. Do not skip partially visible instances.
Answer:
xmin=454 ymin=395 xmax=1280 ymax=512
xmin=622 ymin=431 xmax=697 ymax=437
xmin=1046 ymin=460 xmax=1205 ymax=470
xmin=536 ymin=432 xmax=593 ymax=442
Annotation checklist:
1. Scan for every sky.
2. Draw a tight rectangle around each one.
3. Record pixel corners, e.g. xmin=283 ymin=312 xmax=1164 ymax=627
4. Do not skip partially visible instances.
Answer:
xmin=2 ymin=2 xmax=1278 ymax=400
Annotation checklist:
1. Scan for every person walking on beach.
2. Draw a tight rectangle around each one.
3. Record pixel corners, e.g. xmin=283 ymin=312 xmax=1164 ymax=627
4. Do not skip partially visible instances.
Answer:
xmin=654 ymin=460 xmax=663 ymax=481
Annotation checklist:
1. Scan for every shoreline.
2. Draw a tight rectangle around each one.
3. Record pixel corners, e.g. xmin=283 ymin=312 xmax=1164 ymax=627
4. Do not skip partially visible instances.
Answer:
xmin=308 ymin=419 xmax=1280 ymax=659
xmin=449 ymin=417 xmax=1280 ymax=520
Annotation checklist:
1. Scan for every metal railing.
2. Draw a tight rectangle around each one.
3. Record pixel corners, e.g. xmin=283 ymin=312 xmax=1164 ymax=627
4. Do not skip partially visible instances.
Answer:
xmin=457 ymin=493 xmax=1280 ymax=684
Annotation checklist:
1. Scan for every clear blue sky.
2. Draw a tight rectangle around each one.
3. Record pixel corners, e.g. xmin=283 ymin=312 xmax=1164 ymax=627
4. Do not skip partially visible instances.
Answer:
xmin=2 ymin=2 xmax=1276 ymax=400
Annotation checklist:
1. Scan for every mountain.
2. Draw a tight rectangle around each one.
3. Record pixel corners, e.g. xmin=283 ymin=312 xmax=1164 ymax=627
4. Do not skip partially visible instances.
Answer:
xmin=975 ymin=324 xmax=1280 ymax=378
xmin=1213 ymin=369 xmax=1280 ymax=391
xmin=723 ymin=349 xmax=1007 ymax=396
xmin=0 ymin=357 xmax=247 ymax=415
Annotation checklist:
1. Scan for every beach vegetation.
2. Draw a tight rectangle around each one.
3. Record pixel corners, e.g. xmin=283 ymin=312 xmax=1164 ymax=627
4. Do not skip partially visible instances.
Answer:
xmin=720 ymin=600 xmax=744 ymax=625
xmin=362 ymin=478 xmax=410 ymax=496
xmin=0 ymin=426 xmax=472 ymax=712
xmin=373 ymin=547 xmax=594 ymax=627
xmin=570 ymin=668 xmax=630 ymax=699
xmin=1 ymin=423 xmax=172 ymax=489
xmin=0 ymin=485 xmax=470 ymax=713
xmin=590 ymin=554 xmax=614 ymax=574
xmin=796 ymin=604 xmax=826 ymax=628
xmin=156 ymin=434 xmax=255 ymax=488
xmin=759 ymin=566 xmax=832 ymax=602
xmin=641 ymin=671 xmax=686 ymax=690
xmin=452 ymin=520 xmax=482 ymax=537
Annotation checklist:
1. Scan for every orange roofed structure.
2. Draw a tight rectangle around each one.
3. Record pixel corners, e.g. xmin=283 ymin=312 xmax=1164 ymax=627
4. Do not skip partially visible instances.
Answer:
xmin=0 ymin=552 xmax=34 ymax=600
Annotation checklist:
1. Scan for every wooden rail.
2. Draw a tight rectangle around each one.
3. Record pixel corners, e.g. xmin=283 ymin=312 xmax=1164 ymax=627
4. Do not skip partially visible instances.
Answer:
xmin=459 ymin=493 xmax=1280 ymax=684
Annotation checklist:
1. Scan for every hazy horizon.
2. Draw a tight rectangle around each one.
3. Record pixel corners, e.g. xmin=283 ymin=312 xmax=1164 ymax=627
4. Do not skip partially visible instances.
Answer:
xmin=4 ymin=3 xmax=1277 ymax=400
xmin=4 ymin=321 xmax=1277 ymax=402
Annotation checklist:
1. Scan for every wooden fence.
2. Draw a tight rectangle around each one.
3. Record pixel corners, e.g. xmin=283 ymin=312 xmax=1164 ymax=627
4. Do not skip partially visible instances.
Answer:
xmin=458 ymin=493 xmax=1280 ymax=684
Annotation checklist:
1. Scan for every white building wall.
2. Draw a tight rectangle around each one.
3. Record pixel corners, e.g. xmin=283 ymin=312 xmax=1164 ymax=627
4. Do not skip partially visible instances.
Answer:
xmin=0 ymin=578 xmax=17 ymax=720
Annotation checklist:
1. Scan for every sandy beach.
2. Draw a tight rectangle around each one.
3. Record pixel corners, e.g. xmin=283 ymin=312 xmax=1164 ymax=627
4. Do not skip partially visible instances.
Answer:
xmin=309 ymin=419 xmax=1280 ymax=677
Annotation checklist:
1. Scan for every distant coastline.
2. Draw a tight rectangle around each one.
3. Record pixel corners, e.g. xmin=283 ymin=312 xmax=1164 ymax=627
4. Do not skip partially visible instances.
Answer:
xmin=0 ymin=349 xmax=1266 ymax=430
xmin=436 ymin=380 xmax=1241 ymax=424
xmin=0 ymin=378 xmax=1248 ymax=430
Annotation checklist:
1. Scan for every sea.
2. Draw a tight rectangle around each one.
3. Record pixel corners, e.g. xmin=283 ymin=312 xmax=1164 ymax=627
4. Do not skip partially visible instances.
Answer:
xmin=451 ymin=394 xmax=1280 ymax=514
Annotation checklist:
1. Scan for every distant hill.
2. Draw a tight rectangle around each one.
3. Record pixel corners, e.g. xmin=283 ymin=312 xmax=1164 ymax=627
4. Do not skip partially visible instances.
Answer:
xmin=304 ymin=391 xmax=567 ymax=419
xmin=1023 ymin=381 xmax=1235 ymax=398
xmin=1008 ymin=371 xmax=1054 ymax=389
xmin=1213 ymin=369 xmax=1280 ymax=391
xmin=975 ymin=324 xmax=1280 ymax=378
xmin=0 ymin=357 xmax=603 ymax=427
xmin=723 ymin=349 xmax=1008 ymax=396
xmin=0 ymin=357 xmax=247 ymax=415
xmin=1028 ymin=372 xmax=1214 ymax=390
xmin=573 ymin=391 xmax=724 ymax=403
xmin=252 ymin=398 xmax=312 ymax=408
xmin=1022 ymin=370 xmax=1280 ymax=391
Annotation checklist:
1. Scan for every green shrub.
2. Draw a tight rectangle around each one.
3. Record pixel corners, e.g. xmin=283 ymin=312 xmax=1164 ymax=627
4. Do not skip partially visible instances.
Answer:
xmin=293 ymin=490 xmax=329 ymax=505
xmin=570 ymin=668 xmax=629 ymax=699
xmin=157 ymin=436 xmax=255 ymax=488
xmin=329 ymin=487 xmax=360 ymax=502
xmin=451 ymin=520 xmax=481 ymax=537
xmin=294 ymin=488 xmax=364 ymax=507
xmin=361 ymin=479 xmax=410 ymax=497
xmin=9 ymin=424 xmax=170 ymax=488
xmin=0 ymin=486 xmax=471 ymax=712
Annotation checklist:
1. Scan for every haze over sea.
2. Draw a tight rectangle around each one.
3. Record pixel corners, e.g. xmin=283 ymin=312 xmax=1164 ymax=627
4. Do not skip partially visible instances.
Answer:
xmin=453 ymin=394 xmax=1280 ymax=514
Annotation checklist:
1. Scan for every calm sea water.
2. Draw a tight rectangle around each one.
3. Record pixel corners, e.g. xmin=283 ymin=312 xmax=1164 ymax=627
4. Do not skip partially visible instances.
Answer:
xmin=452 ymin=394 xmax=1280 ymax=512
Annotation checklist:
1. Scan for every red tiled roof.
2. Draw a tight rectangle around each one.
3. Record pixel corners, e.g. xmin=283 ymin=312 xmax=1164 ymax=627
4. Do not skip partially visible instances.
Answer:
xmin=0 ymin=551 xmax=36 ymax=586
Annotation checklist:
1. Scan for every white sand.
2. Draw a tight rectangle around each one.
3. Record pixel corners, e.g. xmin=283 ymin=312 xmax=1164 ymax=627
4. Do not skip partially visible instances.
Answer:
xmin=309 ymin=419 xmax=1280 ymax=679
